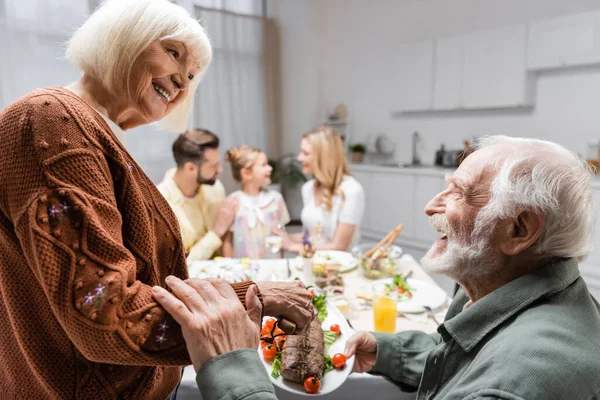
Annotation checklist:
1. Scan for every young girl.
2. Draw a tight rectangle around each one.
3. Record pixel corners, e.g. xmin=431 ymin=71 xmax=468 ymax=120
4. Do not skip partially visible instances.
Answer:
xmin=223 ymin=145 xmax=290 ymax=258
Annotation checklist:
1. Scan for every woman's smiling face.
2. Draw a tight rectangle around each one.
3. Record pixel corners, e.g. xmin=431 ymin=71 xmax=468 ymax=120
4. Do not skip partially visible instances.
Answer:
xmin=129 ymin=40 xmax=200 ymax=123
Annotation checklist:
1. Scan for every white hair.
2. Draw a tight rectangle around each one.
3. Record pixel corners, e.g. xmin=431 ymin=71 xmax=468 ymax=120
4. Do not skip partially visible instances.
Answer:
xmin=66 ymin=0 xmax=212 ymax=132
xmin=472 ymin=135 xmax=597 ymax=260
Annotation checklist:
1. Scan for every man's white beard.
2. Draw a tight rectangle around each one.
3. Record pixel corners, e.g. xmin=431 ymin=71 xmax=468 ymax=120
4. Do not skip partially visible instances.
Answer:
xmin=421 ymin=214 xmax=502 ymax=281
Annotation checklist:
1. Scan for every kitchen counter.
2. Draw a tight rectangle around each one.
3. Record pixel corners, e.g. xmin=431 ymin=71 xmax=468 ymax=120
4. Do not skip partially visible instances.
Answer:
xmin=349 ymin=163 xmax=455 ymax=177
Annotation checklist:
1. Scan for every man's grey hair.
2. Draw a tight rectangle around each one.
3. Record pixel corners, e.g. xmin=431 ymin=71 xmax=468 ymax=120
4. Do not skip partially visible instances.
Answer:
xmin=472 ymin=135 xmax=596 ymax=260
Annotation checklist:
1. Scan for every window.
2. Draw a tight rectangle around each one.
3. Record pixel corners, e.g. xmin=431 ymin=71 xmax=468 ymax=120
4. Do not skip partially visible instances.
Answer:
xmin=194 ymin=0 xmax=264 ymax=16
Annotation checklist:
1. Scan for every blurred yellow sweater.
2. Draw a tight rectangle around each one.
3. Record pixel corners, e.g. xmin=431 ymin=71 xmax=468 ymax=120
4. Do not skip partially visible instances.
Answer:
xmin=157 ymin=168 xmax=225 ymax=260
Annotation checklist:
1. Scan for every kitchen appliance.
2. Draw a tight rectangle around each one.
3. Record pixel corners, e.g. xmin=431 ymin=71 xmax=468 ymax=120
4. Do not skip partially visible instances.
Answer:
xmin=587 ymin=141 xmax=600 ymax=174
xmin=442 ymin=150 xmax=463 ymax=167
xmin=365 ymin=133 xmax=397 ymax=166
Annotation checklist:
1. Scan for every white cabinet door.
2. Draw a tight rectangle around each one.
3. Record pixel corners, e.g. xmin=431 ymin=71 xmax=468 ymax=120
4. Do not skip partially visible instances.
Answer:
xmin=462 ymin=24 xmax=532 ymax=108
xmin=369 ymin=173 xmax=416 ymax=238
xmin=351 ymin=170 xmax=372 ymax=231
xmin=396 ymin=40 xmax=434 ymax=111
xmin=433 ymin=35 xmax=463 ymax=109
xmin=528 ymin=11 xmax=600 ymax=70
xmin=413 ymin=176 xmax=446 ymax=243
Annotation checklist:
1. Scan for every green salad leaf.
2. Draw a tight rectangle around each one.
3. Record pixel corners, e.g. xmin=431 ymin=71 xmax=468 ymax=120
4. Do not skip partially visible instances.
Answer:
xmin=271 ymin=349 xmax=283 ymax=378
xmin=312 ymin=292 xmax=328 ymax=322
xmin=323 ymin=354 xmax=334 ymax=374
xmin=323 ymin=330 xmax=337 ymax=352
xmin=384 ymin=273 xmax=414 ymax=299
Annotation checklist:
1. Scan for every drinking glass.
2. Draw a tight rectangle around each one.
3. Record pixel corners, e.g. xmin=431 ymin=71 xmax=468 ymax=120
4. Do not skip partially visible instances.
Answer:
xmin=373 ymin=288 xmax=397 ymax=333
xmin=265 ymin=224 xmax=285 ymax=259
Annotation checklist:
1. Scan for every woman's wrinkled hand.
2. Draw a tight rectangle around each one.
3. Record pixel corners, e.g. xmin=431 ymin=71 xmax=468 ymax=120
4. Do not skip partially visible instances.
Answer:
xmin=255 ymin=280 xmax=313 ymax=331
xmin=152 ymin=276 xmax=262 ymax=373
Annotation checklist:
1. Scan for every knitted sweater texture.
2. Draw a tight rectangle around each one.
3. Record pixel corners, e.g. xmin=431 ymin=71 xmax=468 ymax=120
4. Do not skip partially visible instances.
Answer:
xmin=0 ymin=87 xmax=254 ymax=399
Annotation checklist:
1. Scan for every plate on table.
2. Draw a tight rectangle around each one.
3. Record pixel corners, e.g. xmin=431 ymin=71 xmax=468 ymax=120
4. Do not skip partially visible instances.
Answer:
xmin=372 ymin=278 xmax=449 ymax=314
xmin=295 ymin=251 xmax=358 ymax=273
xmin=258 ymin=300 xmax=355 ymax=396
xmin=187 ymin=258 xmax=258 ymax=283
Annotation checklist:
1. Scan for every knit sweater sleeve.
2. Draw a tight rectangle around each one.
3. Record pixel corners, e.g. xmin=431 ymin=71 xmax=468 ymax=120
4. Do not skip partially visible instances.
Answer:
xmin=5 ymin=94 xmax=196 ymax=366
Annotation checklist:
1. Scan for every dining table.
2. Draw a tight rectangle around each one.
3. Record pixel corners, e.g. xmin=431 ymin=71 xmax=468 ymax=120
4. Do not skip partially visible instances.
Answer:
xmin=177 ymin=253 xmax=451 ymax=400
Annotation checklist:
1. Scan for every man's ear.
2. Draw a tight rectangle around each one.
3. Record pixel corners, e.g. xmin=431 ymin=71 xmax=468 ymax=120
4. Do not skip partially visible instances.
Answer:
xmin=499 ymin=210 xmax=545 ymax=256
xmin=184 ymin=161 xmax=197 ymax=173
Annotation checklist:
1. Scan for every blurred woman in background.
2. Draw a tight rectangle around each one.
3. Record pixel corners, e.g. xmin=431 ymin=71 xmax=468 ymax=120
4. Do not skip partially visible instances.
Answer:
xmin=281 ymin=126 xmax=365 ymax=252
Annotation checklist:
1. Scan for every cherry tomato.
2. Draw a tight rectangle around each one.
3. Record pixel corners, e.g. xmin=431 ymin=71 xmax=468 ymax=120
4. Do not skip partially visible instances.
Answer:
xmin=263 ymin=317 xmax=276 ymax=331
xmin=398 ymin=287 xmax=405 ymax=294
xmin=275 ymin=335 xmax=286 ymax=350
xmin=330 ymin=324 xmax=341 ymax=335
xmin=303 ymin=376 xmax=321 ymax=394
xmin=308 ymin=288 xmax=316 ymax=297
xmin=260 ymin=340 xmax=271 ymax=349
xmin=332 ymin=353 xmax=346 ymax=369
xmin=262 ymin=344 xmax=277 ymax=361
xmin=260 ymin=325 xmax=272 ymax=337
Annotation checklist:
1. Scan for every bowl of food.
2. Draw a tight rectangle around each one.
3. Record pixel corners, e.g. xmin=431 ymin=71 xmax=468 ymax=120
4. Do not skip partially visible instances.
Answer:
xmin=352 ymin=242 xmax=403 ymax=279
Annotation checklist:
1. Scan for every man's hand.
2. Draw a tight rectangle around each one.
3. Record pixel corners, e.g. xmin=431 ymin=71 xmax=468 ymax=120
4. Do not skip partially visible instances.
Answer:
xmin=345 ymin=331 xmax=378 ymax=373
xmin=152 ymin=276 xmax=262 ymax=373
xmin=212 ymin=196 xmax=239 ymax=238
xmin=255 ymin=280 xmax=313 ymax=331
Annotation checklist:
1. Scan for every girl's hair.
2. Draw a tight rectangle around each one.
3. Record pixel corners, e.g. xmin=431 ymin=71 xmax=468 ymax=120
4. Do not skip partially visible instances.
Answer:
xmin=303 ymin=125 xmax=350 ymax=212
xmin=225 ymin=145 xmax=262 ymax=182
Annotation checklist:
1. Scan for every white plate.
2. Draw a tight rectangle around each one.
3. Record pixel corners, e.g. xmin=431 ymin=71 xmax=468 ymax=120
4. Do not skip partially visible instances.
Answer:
xmin=372 ymin=278 xmax=449 ymax=314
xmin=258 ymin=300 xmax=355 ymax=396
xmin=187 ymin=259 xmax=259 ymax=283
xmin=295 ymin=251 xmax=358 ymax=273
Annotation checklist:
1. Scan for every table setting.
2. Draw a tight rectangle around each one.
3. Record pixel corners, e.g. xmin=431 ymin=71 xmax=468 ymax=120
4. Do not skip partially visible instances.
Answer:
xmin=180 ymin=226 xmax=452 ymax=400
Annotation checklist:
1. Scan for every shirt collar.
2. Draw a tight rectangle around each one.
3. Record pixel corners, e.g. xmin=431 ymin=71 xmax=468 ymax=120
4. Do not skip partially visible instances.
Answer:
xmin=162 ymin=168 xmax=202 ymax=206
xmin=438 ymin=257 xmax=580 ymax=352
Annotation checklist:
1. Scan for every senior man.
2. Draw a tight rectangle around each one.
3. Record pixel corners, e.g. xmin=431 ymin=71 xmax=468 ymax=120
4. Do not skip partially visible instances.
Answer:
xmin=345 ymin=136 xmax=600 ymax=399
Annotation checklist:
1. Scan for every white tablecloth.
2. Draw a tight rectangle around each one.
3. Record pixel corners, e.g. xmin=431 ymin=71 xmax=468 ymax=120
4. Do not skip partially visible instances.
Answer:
xmin=178 ymin=254 xmax=449 ymax=400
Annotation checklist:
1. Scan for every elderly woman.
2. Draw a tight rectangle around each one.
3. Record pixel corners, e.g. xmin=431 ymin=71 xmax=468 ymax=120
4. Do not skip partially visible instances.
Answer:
xmin=0 ymin=1 xmax=311 ymax=399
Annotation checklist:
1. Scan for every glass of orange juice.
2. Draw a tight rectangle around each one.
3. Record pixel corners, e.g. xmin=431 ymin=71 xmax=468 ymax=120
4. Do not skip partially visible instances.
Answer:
xmin=373 ymin=288 xmax=397 ymax=333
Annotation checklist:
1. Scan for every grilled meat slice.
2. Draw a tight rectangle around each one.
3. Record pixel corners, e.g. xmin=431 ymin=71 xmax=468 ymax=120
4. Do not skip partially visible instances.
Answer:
xmin=280 ymin=319 xmax=325 ymax=383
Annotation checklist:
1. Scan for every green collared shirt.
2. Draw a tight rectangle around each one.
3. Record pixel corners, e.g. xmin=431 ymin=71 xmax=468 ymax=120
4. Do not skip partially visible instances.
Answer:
xmin=196 ymin=349 xmax=277 ymax=400
xmin=372 ymin=258 xmax=600 ymax=400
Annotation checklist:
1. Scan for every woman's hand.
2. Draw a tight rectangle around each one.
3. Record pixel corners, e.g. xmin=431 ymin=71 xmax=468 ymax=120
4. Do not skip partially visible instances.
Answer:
xmin=344 ymin=331 xmax=378 ymax=373
xmin=152 ymin=276 xmax=262 ymax=373
xmin=255 ymin=280 xmax=313 ymax=331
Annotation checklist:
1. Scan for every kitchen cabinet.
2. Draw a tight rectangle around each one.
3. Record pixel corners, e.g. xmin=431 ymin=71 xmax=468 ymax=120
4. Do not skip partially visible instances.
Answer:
xmin=368 ymin=172 xmax=416 ymax=238
xmin=433 ymin=35 xmax=464 ymax=110
xmin=462 ymin=24 xmax=533 ymax=108
xmin=396 ymin=40 xmax=434 ymax=111
xmin=528 ymin=11 xmax=600 ymax=71
xmin=352 ymin=170 xmax=372 ymax=231
xmin=401 ymin=24 xmax=533 ymax=112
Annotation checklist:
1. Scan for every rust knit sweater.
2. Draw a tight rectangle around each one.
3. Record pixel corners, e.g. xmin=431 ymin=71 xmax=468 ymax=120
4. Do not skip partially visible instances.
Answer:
xmin=0 ymin=87 xmax=257 ymax=399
